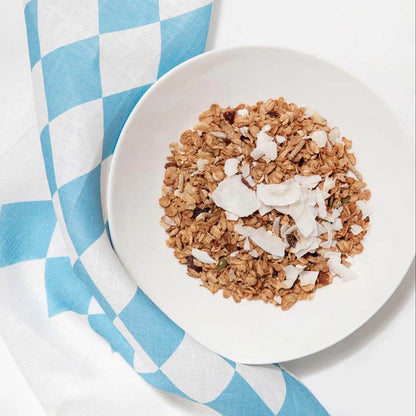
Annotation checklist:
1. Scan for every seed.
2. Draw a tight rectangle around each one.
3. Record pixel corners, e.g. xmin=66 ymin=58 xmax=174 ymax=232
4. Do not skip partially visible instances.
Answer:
xmin=216 ymin=256 xmax=228 ymax=271
xmin=341 ymin=196 xmax=350 ymax=205
xmin=317 ymin=271 xmax=331 ymax=286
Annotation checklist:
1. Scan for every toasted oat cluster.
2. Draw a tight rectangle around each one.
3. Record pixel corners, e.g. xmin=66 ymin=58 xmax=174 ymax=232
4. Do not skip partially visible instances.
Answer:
xmin=159 ymin=98 xmax=372 ymax=310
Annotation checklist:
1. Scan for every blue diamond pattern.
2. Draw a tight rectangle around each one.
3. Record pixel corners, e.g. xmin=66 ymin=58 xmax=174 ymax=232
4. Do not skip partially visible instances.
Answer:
xmin=89 ymin=314 xmax=135 ymax=367
xmin=24 ymin=0 xmax=41 ymax=68
xmin=0 ymin=201 xmax=56 ymax=267
xmin=42 ymin=36 xmax=102 ymax=121
xmin=119 ymin=288 xmax=185 ymax=367
xmin=58 ymin=165 xmax=104 ymax=256
xmin=73 ymin=258 xmax=116 ymax=320
xmin=158 ymin=4 xmax=212 ymax=78
xmin=102 ymin=84 xmax=151 ymax=159
xmin=206 ymin=372 xmax=274 ymax=416
xmin=45 ymin=257 xmax=92 ymax=316
xmin=99 ymin=0 xmax=160 ymax=34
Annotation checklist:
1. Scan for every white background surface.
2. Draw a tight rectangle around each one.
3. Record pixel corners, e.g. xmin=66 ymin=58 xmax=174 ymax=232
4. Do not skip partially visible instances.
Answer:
xmin=0 ymin=0 xmax=414 ymax=415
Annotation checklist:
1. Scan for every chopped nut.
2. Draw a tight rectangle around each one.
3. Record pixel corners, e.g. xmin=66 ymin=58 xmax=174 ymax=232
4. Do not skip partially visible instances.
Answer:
xmin=317 ymin=271 xmax=331 ymax=286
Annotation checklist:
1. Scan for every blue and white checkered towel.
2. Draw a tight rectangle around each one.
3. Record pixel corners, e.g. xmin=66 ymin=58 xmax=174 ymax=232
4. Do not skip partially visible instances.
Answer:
xmin=0 ymin=1 xmax=328 ymax=414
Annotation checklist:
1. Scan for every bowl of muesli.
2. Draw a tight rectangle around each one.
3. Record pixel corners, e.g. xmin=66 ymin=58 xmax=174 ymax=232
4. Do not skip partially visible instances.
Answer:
xmin=108 ymin=46 xmax=414 ymax=363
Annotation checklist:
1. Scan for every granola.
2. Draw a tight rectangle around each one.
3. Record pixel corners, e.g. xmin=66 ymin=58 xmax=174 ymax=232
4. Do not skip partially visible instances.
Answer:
xmin=159 ymin=98 xmax=372 ymax=310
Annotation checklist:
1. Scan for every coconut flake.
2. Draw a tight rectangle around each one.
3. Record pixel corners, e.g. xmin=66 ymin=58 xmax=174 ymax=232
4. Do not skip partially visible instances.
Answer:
xmin=224 ymin=158 xmax=240 ymax=177
xmin=311 ymin=130 xmax=328 ymax=148
xmin=328 ymin=127 xmax=340 ymax=144
xmin=237 ymin=108 xmax=249 ymax=117
xmin=303 ymin=189 xmax=317 ymax=207
xmin=256 ymin=131 xmax=274 ymax=146
xmin=249 ymin=249 xmax=259 ymax=258
xmin=191 ymin=248 xmax=216 ymax=264
xmin=257 ymin=181 xmax=301 ymax=206
xmin=211 ymin=175 xmax=261 ymax=217
xmin=291 ymin=234 xmax=320 ymax=258
xmin=196 ymin=159 xmax=209 ymax=172
xmin=250 ymin=142 xmax=277 ymax=161
xmin=323 ymin=176 xmax=336 ymax=193
xmin=315 ymin=189 xmax=329 ymax=219
xmin=275 ymin=135 xmax=286 ymax=144
xmin=262 ymin=142 xmax=277 ymax=160
xmin=320 ymin=249 xmax=342 ymax=261
xmin=234 ymin=224 xmax=255 ymax=238
xmin=225 ymin=211 xmax=239 ymax=221
xmin=299 ymin=270 xmax=319 ymax=286
xmin=211 ymin=131 xmax=228 ymax=139
xmin=272 ymin=216 xmax=280 ymax=234
xmin=294 ymin=174 xmax=321 ymax=189
xmin=331 ymin=218 xmax=343 ymax=231
xmin=240 ymin=126 xmax=249 ymax=137
xmin=235 ymin=225 xmax=287 ymax=257
xmin=356 ymin=200 xmax=374 ymax=220
xmin=243 ymin=237 xmax=251 ymax=251
xmin=303 ymin=107 xmax=316 ymax=118
xmin=296 ymin=242 xmax=320 ymax=258
xmin=317 ymin=222 xmax=327 ymax=235
xmin=282 ymin=265 xmax=301 ymax=288
xmin=328 ymin=258 xmax=358 ymax=281
xmin=262 ymin=124 xmax=272 ymax=133
xmin=161 ymin=215 xmax=176 ymax=227
xmin=259 ymin=202 xmax=273 ymax=216
xmin=326 ymin=207 xmax=342 ymax=223
xmin=280 ymin=224 xmax=297 ymax=243
xmin=241 ymin=163 xmax=250 ymax=178
xmin=250 ymin=147 xmax=265 ymax=160
xmin=350 ymin=224 xmax=363 ymax=235
xmin=230 ymin=251 xmax=239 ymax=258
xmin=245 ymin=175 xmax=256 ymax=188
xmin=274 ymin=192 xmax=306 ymax=220
xmin=251 ymin=229 xmax=287 ymax=257
xmin=295 ymin=206 xmax=317 ymax=238
xmin=320 ymin=221 xmax=333 ymax=249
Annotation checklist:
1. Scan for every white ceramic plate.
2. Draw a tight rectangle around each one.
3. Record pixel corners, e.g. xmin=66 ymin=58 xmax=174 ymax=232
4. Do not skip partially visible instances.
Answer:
xmin=108 ymin=46 xmax=415 ymax=364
